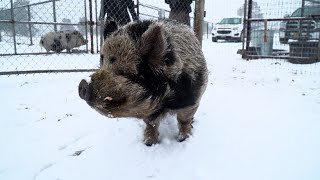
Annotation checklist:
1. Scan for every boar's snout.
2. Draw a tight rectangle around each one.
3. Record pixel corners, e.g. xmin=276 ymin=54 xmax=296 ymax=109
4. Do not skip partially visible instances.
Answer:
xmin=78 ymin=79 xmax=91 ymax=101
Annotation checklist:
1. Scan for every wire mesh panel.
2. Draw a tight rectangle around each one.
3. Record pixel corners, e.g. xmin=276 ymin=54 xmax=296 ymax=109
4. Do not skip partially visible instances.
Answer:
xmin=242 ymin=0 xmax=320 ymax=64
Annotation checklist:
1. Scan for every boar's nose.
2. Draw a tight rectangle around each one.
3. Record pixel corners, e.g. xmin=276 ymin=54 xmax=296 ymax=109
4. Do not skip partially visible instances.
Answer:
xmin=78 ymin=79 xmax=91 ymax=101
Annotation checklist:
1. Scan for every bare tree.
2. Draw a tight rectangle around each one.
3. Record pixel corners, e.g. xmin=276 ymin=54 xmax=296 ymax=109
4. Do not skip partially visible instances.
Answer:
xmin=237 ymin=1 xmax=263 ymax=30
xmin=77 ymin=17 xmax=88 ymax=34
xmin=237 ymin=1 xmax=263 ymax=19
xmin=60 ymin=18 xmax=76 ymax=31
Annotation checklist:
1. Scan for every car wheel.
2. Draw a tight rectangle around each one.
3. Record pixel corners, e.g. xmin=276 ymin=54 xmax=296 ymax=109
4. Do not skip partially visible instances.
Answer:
xmin=212 ymin=37 xmax=217 ymax=42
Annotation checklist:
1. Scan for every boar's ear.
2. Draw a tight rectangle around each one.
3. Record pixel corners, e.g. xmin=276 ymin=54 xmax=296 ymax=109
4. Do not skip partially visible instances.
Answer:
xmin=103 ymin=20 xmax=118 ymax=39
xmin=139 ymin=25 xmax=166 ymax=65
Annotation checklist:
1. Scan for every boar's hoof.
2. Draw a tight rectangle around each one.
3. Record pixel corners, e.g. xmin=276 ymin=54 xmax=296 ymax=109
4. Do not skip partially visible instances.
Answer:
xmin=177 ymin=133 xmax=191 ymax=142
xmin=177 ymin=122 xmax=193 ymax=142
xmin=144 ymin=137 xmax=158 ymax=146
xmin=143 ymin=128 xmax=159 ymax=146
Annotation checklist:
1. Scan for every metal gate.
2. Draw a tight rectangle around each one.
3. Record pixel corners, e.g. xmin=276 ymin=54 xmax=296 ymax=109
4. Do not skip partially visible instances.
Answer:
xmin=241 ymin=0 xmax=320 ymax=64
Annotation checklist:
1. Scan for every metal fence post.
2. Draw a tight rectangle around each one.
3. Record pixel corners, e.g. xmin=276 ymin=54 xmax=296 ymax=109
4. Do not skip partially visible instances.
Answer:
xmin=244 ymin=0 xmax=252 ymax=59
xmin=10 ymin=0 xmax=17 ymax=55
xmin=94 ymin=0 xmax=99 ymax=53
xmin=27 ymin=5 xmax=33 ymax=45
xmin=241 ymin=0 xmax=247 ymax=58
xmin=318 ymin=31 xmax=320 ymax=60
xmin=84 ymin=0 xmax=89 ymax=52
xmin=89 ymin=0 xmax=94 ymax=54
xmin=194 ymin=0 xmax=205 ymax=46
xmin=99 ymin=0 xmax=104 ymax=54
xmin=137 ymin=0 xmax=140 ymax=19
xmin=298 ymin=0 xmax=305 ymax=39
xmin=206 ymin=22 xmax=209 ymax=39
xmin=53 ymin=0 xmax=57 ymax=32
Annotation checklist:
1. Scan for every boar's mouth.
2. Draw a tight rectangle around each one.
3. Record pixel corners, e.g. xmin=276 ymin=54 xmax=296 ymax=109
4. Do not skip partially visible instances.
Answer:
xmin=101 ymin=96 xmax=127 ymax=110
xmin=87 ymin=96 xmax=127 ymax=117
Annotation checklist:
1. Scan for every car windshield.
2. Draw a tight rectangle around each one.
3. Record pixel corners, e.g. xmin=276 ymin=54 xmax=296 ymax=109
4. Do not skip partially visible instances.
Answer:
xmin=291 ymin=6 xmax=320 ymax=17
xmin=218 ymin=18 xmax=242 ymax=24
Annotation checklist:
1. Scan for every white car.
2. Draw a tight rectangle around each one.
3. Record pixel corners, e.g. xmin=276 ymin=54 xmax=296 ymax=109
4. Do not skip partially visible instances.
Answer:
xmin=212 ymin=17 xmax=244 ymax=42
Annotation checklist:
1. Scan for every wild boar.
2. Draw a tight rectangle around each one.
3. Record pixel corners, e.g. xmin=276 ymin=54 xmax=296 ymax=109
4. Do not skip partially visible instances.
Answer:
xmin=40 ymin=30 xmax=87 ymax=53
xmin=78 ymin=20 xmax=208 ymax=146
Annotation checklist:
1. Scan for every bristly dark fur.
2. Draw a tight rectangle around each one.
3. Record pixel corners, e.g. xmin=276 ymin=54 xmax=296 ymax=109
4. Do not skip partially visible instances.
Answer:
xmin=131 ymin=56 xmax=204 ymax=110
xmin=164 ymin=37 xmax=175 ymax=66
xmin=164 ymin=71 xmax=204 ymax=109
xmin=103 ymin=20 xmax=118 ymax=39
xmin=126 ymin=20 xmax=153 ymax=42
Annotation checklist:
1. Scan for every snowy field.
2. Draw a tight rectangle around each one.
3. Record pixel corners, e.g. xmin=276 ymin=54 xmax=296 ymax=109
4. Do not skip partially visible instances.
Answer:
xmin=1 ymin=39 xmax=320 ymax=180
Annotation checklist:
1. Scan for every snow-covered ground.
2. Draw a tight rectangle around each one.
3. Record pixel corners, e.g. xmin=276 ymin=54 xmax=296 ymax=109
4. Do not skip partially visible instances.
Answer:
xmin=0 ymin=39 xmax=320 ymax=180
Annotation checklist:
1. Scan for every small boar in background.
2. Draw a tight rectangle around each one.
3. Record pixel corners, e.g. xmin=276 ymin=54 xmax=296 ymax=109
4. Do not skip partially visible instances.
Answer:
xmin=40 ymin=30 xmax=87 ymax=53
xmin=78 ymin=20 xmax=208 ymax=146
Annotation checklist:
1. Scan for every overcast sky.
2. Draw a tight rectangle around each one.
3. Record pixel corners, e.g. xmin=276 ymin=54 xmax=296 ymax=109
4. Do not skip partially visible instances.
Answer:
xmin=205 ymin=0 xmax=243 ymax=22
xmin=205 ymin=0 xmax=304 ymax=23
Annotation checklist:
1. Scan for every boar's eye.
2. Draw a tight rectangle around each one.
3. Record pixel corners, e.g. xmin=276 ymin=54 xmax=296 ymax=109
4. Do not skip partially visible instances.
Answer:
xmin=109 ymin=56 xmax=116 ymax=64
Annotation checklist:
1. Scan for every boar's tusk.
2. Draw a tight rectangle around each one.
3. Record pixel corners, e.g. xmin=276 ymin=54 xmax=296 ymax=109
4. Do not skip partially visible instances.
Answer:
xmin=104 ymin=96 xmax=113 ymax=101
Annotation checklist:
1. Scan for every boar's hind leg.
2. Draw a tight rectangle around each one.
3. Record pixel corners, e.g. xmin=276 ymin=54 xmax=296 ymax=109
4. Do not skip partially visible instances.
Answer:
xmin=143 ymin=119 xmax=160 ymax=146
xmin=176 ymin=105 xmax=199 ymax=142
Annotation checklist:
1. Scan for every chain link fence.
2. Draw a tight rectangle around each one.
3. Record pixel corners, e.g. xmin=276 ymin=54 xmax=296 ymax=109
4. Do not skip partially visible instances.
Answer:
xmin=0 ymin=0 xmax=98 ymax=75
xmin=0 ymin=0 xmax=208 ymax=75
xmin=241 ymin=0 xmax=320 ymax=64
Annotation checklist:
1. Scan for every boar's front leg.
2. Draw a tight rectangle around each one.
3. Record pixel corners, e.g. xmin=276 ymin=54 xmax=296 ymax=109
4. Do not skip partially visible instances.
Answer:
xmin=177 ymin=105 xmax=199 ymax=142
xmin=143 ymin=119 xmax=160 ymax=146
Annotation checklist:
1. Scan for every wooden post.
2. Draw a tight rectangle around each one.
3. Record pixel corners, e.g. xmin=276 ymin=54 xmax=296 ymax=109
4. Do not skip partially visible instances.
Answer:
xmin=194 ymin=0 xmax=205 ymax=46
